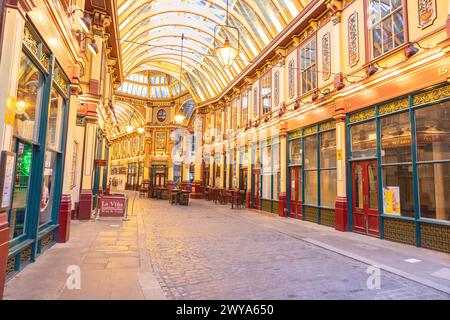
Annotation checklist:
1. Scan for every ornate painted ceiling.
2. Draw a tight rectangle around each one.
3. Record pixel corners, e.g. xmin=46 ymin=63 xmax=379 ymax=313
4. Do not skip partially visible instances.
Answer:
xmin=117 ymin=0 xmax=311 ymax=102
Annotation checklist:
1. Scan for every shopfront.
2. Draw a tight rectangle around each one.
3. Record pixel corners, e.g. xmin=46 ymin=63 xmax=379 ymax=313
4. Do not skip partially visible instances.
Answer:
xmin=6 ymin=23 xmax=69 ymax=279
xmin=151 ymin=163 xmax=167 ymax=188
xmin=347 ymin=84 xmax=450 ymax=252
xmin=287 ymin=120 xmax=337 ymax=227
xmin=258 ymin=137 xmax=280 ymax=214
xmin=239 ymin=145 xmax=248 ymax=191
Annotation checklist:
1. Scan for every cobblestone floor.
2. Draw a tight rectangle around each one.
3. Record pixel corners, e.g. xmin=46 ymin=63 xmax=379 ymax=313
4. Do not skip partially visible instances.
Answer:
xmin=139 ymin=197 xmax=449 ymax=300
xmin=4 ymin=193 xmax=449 ymax=300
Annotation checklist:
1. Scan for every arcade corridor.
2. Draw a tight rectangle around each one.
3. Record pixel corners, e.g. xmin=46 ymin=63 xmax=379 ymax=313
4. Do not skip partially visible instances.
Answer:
xmin=4 ymin=193 xmax=449 ymax=300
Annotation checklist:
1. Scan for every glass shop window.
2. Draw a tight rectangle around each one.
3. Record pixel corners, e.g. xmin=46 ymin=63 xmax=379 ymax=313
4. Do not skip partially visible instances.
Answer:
xmin=381 ymin=112 xmax=411 ymax=164
xmin=416 ymin=102 xmax=450 ymax=222
xmin=320 ymin=130 xmax=337 ymax=208
xmin=261 ymin=143 xmax=272 ymax=200
xmin=304 ymin=134 xmax=318 ymax=170
xmin=289 ymin=138 xmax=302 ymax=166
xmin=9 ymin=141 xmax=33 ymax=240
xmin=47 ymin=89 xmax=64 ymax=150
xmin=382 ymin=164 xmax=415 ymax=218
xmin=418 ymin=163 xmax=450 ymax=222
xmin=304 ymin=134 xmax=318 ymax=205
xmin=39 ymin=151 xmax=57 ymax=226
xmin=273 ymin=143 xmax=280 ymax=201
xmin=351 ymin=120 xmax=377 ymax=159
xmin=14 ymin=52 xmax=44 ymax=142
xmin=40 ymin=88 xmax=65 ymax=226
xmin=415 ymin=102 xmax=450 ymax=162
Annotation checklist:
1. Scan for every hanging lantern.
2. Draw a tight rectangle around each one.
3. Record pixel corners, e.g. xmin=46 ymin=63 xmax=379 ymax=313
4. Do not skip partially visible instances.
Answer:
xmin=126 ymin=125 xmax=134 ymax=133
xmin=215 ymin=37 xmax=239 ymax=68
xmin=214 ymin=0 xmax=240 ymax=68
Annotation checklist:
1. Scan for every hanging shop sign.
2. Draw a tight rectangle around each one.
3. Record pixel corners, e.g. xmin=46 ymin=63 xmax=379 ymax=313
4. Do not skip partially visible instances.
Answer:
xmin=99 ymin=195 xmax=127 ymax=217
xmin=383 ymin=186 xmax=401 ymax=215
xmin=95 ymin=159 xmax=107 ymax=167
xmin=0 ymin=151 xmax=17 ymax=211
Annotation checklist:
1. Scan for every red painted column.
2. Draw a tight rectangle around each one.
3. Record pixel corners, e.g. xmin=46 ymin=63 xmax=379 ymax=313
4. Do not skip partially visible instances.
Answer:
xmin=77 ymin=189 xmax=93 ymax=220
xmin=57 ymin=194 xmax=72 ymax=243
xmin=190 ymin=181 xmax=203 ymax=198
xmin=0 ymin=212 xmax=9 ymax=299
xmin=335 ymin=197 xmax=349 ymax=232
xmin=181 ymin=181 xmax=191 ymax=191
xmin=246 ymin=192 xmax=251 ymax=208
xmin=278 ymin=193 xmax=287 ymax=217
xmin=166 ymin=181 xmax=174 ymax=191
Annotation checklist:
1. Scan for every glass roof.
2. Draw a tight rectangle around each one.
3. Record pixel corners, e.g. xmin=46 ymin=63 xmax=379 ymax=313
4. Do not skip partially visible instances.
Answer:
xmin=118 ymin=0 xmax=309 ymax=102
xmin=116 ymin=71 xmax=186 ymax=99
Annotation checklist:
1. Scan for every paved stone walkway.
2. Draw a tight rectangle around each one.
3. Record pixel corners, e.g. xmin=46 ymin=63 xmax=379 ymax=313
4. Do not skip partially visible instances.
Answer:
xmin=4 ymin=192 xmax=450 ymax=300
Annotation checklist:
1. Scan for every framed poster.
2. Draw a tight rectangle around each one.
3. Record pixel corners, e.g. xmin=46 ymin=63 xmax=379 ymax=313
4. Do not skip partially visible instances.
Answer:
xmin=383 ymin=186 xmax=401 ymax=215
xmin=0 ymin=151 xmax=17 ymax=211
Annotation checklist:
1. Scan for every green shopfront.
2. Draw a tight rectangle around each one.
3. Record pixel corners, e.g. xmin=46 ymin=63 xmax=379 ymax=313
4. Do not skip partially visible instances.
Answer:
xmin=6 ymin=24 xmax=69 ymax=279
xmin=347 ymin=84 xmax=450 ymax=253
xmin=287 ymin=120 xmax=337 ymax=226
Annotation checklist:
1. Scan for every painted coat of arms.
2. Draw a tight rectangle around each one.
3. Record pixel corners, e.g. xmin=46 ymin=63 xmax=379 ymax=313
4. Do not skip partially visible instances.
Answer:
xmin=418 ymin=0 xmax=437 ymax=29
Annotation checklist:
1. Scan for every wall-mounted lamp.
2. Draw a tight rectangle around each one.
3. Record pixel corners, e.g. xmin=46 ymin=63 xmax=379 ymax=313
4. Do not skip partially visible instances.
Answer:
xmin=69 ymin=8 xmax=92 ymax=33
xmin=175 ymin=114 xmax=185 ymax=125
xmin=405 ymin=44 xmax=419 ymax=59
xmin=137 ymin=127 xmax=145 ymax=134
xmin=75 ymin=30 xmax=98 ymax=55
xmin=366 ymin=64 xmax=379 ymax=77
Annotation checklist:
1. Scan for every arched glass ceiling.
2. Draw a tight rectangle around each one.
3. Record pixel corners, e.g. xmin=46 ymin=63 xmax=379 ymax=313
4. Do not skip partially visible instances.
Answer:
xmin=118 ymin=0 xmax=309 ymax=102
xmin=116 ymin=71 xmax=187 ymax=99
xmin=110 ymin=101 xmax=146 ymax=137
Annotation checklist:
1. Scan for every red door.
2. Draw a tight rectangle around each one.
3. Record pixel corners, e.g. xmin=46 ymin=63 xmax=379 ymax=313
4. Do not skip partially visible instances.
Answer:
xmin=155 ymin=173 xmax=165 ymax=187
xmin=253 ymin=169 xmax=260 ymax=209
xmin=289 ymin=166 xmax=302 ymax=219
xmin=351 ymin=161 xmax=380 ymax=237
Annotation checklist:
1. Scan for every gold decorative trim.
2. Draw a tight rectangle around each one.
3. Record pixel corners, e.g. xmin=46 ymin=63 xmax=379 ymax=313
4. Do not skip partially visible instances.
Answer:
xmin=413 ymin=85 xmax=450 ymax=106
xmin=303 ymin=125 xmax=318 ymax=136
xmin=54 ymin=64 xmax=69 ymax=93
xmin=23 ymin=24 xmax=51 ymax=72
xmin=319 ymin=120 xmax=336 ymax=131
xmin=349 ymin=108 xmax=376 ymax=123
xmin=23 ymin=25 xmax=38 ymax=56
xmin=289 ymin=129 xmax=303 ymax=141
xmin=379 ymin=98 xmax=409 ymax=115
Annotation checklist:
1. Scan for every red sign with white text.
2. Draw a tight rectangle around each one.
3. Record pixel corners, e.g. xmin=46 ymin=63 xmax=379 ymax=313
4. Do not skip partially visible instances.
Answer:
xmin=99 ymin=196 xmax=126 ymax=217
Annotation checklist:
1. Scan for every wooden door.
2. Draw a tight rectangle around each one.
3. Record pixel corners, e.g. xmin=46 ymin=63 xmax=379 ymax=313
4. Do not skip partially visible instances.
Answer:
xmin=351 ymin=161 xmax=379 ymax=237
xmin=155 ymin=173 xmax=165 ymax=187
xmin=289 ymin=166 xmax=302 ymax=219
xmin=253 ymin=169 xmax=260 ymax=209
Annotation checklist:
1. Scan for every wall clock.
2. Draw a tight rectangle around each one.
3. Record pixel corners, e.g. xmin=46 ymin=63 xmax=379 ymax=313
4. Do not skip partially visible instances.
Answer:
xmin=157 ymin=109 xmax=167 ymax=122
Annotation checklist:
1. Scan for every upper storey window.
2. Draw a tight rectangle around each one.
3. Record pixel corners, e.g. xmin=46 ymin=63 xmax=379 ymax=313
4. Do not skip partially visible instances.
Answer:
xmin=261 ymin=71 xmax=272 ymax=115
xmin=369 ymin=0 xmax=405 ymax=58
xmin=301 ymin=38 xmax=317 ymax=94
